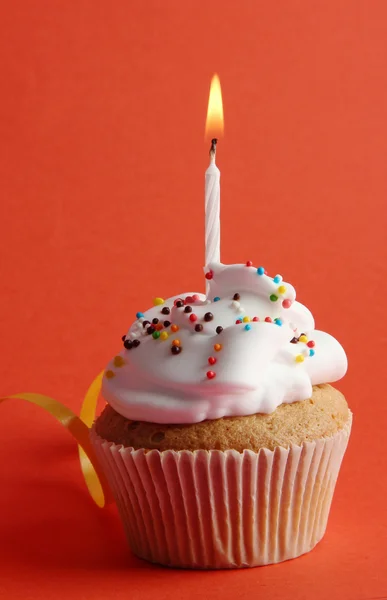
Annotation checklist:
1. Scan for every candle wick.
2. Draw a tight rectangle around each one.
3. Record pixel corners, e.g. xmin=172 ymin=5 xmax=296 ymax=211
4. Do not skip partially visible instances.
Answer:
xmin=209 ymin=138 xmax=218 ymax=162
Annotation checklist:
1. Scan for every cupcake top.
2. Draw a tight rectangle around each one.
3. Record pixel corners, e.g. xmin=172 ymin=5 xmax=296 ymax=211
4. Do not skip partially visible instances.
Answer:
xmin=102 ymin=262 xmax=347 ymax=424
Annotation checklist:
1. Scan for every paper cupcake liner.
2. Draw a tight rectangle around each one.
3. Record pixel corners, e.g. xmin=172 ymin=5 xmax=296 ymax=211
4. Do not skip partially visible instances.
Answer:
xmin=90 ymin=413 xmax=352 ymax=569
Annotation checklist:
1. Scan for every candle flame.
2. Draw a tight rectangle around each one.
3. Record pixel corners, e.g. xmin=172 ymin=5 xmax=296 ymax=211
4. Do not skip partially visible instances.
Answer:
xmin=205 ymin=74 xmax=224 ymax=139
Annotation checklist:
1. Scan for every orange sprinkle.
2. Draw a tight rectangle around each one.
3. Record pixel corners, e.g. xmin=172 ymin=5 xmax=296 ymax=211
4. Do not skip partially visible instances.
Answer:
xmin=214 ymin=343 xmax=222 ymax=352
xmin=113 ymin=356 xmax=125 ymax=368
xmin=172 ymin=339 xmax=181 ymax=346
xmin=155 ymin=322 xmax=164 ymax=331
xmin=171 ymin=324 xmax=179 ymax=332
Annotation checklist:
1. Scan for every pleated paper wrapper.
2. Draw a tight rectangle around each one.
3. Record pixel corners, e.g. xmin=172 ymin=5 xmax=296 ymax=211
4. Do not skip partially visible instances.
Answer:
xmin=90 ymin=415 xmax=351 ymax=569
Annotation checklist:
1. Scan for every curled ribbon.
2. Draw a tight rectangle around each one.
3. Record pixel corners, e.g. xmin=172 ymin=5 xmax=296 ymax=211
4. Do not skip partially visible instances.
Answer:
xmin=0 ymin=371 xmax=112 ymax=508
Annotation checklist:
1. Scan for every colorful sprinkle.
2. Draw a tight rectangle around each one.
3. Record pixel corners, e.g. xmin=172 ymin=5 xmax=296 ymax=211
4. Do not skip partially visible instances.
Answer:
xmin=278 ymin=285 xmax=286 ymax=295
xmin=175 ymin=299 xmax=184 ymax=308
xmin=160 ymin=331 xmax=169 ymax=341
xmin=155 ymin=322 xmax=163 ymax=331
xmin=113 ymin=356 xmax=125 ymax=368
xmin=124 ymin=339 xmax=133 ymax=349
xmin=309 ymin=349 xmax=315 ymax=357
xmin=121 ymin=335 xmax=126 ymax=342
xmin=214 ymin=296 xmax=220 ymax=302
xmin=265 ymin=317 xmax=272 ymax=323
xmin=307 ymin=340 xmax=315 ymax=348
xmin=204 ymin=312 xmax=214 ymax=322
xmin=132 ymin=339 xmax=141 ymax=347
xmin=233 ymin=293 xmax=240 ymax=300
xmin=243 ymin=316 xmax=250 ymax=323
xmin=282 ymin=299 xmax=292 ymax=309
xmin=252 ymin=317 xmax=259 ymax=322
xmin=172 ymin=339 xmax=181 ymax=346
xmin=147 ymin=326 xmax=155 ymax=335
xmin=270 ymin=294 xmax=278 ymax=302
xmin=214 ymin=343 xmax=222 ymax=352
xmin=152 ymin=331 xmax=161 ymax=339
xmin=216 ymin=326 xmax=223 ymax=334
xmin=189 ymin=314 xmax=198 ymax=322
xmin=257 ymin=266 xmax=265 ymax=275
xmin=163 ymin=320 xmax=171 ymax=328
xmin=205 ymin=270 xmax=214 ymax=280
xmin=246 ymin=260 xmax=253 ymax=267
xmin=161 ymin=306 xmax=170 ymax=315
xmin=290 ymin=337 xmax=298 ymax=344
xmin=299 ymin=335 xmax=308 ymax=343
xmin=171 ymin=345 xmax=182 ymax=355
xmin=136 ymin=312 xmax=144 ymax=319
xmin=105 ymin=370 xmax=115 ymax=379
xmin=171 ymin=324 xmax=179 ymax=332
xmin=195 ymin=324 xmax=203 ymax=332
xmin=236 ymin=319 xmax=242 ymax=324
xmin=244 ymin=324 xmax=252 ymax=331
xmin=232 ymin=300 xmax=240 ymax=309
xmin=185 ymin=296 xmax=193 ymax=304
xmin=273 ymin=275 xmax=282 ymax=284
xmin=295 ymin=354 xmax=304 ymax=363
xmin=207 ymin=370 xmax=216 ymax=379
xmin=208 ymin=357 xmax=217 ymax=365
xmin=274 ymin=318 xmax=283 ymax=326
xmin=184 ymin=306 xmax=193 ymax=313
xmin=153 ymin=298 xmax=164 ymax=306
xmin=192 ymin=294 xmax=201 ymax=302
xmin=152 ymin=318 xmax=159 ymax=324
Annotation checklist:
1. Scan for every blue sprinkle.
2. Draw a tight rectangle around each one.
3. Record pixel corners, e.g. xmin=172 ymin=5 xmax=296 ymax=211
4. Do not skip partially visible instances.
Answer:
xmin=273 ymin=275 xmax=282 ymax=283
xmin=238 ymin=316 xmax=244 ymax=321
xmin=244 ymin=324 xmax=252 ymax=331
xmin=136 ymin=312 xmax=144 ymax=319
xmin=309 ymin=349 xmax=315 ymax=357
xmin=274 ymin=318 xmax=283 ymax=326
xmin=214 ymin=296 xmax=220 ymax=302
xmin=257 ymin=266 xmax=265 ymax=275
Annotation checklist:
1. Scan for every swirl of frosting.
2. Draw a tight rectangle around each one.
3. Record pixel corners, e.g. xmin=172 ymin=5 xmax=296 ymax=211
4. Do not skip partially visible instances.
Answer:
xmin=102 ymin=263 xmax=347 ymax=424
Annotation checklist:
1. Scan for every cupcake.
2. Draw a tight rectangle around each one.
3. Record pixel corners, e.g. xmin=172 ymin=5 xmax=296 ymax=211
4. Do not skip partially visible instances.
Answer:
xmin=91 ymin=262 xmax=350 ymax=569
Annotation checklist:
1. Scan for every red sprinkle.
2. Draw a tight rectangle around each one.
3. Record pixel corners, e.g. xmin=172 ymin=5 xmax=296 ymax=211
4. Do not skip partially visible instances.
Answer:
xmin=192 ymin=294 xmax=200 ymax=302
xmin=205 ymin=270 xmax=214 ymax=280
xmin=189 ymin=313 xmax=198 ymax=322
xmin=265 ymin=317 xmax=272 ymax=323
xmin=282 ymin=299 xmax=292 ymax=309
xmin=185 ymin=296 xmax=193 ymax=304
xmin=236 ymin=319 xmax=242 ymax=324
xmin=207 ymin=371 xmax=216 ymax=379
xmin=307 ymin=340 xmax=315 ymax=348
xmin=208 ymin=357 xmax=217 ymax=365
xmin=246 ymin=260 xmax=253 ymax=267
xmin=252 ymin=316 xmax=259 ymax=322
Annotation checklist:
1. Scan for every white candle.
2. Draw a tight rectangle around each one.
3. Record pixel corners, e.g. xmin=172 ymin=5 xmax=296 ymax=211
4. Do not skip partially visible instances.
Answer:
xmin=205 ymin=138 xmax=221 ymax=269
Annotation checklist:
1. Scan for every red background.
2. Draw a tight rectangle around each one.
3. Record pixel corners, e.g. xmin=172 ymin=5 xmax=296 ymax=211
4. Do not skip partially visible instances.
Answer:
xmin=1 ymin=1 xmax=386 ymax=598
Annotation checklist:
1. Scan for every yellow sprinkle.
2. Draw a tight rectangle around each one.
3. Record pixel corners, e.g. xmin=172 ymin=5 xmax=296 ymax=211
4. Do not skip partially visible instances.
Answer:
xmin=295 ymin=354 xmax=304 ymax=363
xmin=160 ymin=331 xmax=169 ymax=341
xmin=113 ymin=356 xmax=125 ymax=368
xmin=153 ymin=297 xmax=165 ymax=306
xmin=105 ymin=370 xmax=115 ymax=379
xmin=171 ymin=324 xmax=179 ymax=332
xmin=299 ymin=335 xmax=308 ymax=343
xmin=278 ymin=285 xmax=286 ymax=295
xmin=214 ymin=343 xmax=222 ymax=352
xmin=243 ymin=316 xmax=250 ymax=323
xmin=172 ymin=339 xmax=181 ymax=346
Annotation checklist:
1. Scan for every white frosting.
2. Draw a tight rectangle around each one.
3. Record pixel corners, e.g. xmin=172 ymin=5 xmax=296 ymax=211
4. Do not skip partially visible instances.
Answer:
xmin=102 ymin=263 xmax=347 ymax=424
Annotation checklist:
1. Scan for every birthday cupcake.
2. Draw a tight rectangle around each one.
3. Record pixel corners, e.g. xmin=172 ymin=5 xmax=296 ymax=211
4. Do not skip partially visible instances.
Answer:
xmin=90 ymin=262 xmax=351 ymax=569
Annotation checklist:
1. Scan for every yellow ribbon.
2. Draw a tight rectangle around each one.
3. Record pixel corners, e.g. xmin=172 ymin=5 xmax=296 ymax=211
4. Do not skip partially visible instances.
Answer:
xmin=0 ymin=371 xmax=112 ymax=508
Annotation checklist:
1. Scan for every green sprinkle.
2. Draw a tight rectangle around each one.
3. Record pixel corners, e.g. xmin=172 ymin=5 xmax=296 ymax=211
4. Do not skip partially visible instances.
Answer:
xmin=152 ymin=331 xmax=161 ymax=339
xmin=270 ymin=294 xmax=278 ymax=302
